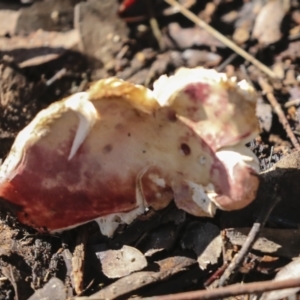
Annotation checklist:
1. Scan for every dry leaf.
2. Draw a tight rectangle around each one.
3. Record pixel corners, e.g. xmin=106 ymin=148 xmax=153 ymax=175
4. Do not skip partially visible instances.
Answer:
xmin=181 ymin=222 xmax=222 ymax=270
xmin=0 ymin=29 xmax=80 ymax=67
xmin=89 ymin=256 xmax=196 ymax=299
xmin=252 ymin=0 xmax=290 ymax=45
xmin=28 ymin=278 xmax=66 ymax=300
xmin=97 ymin=245 xmax=147 ymax=279
xmin=256 ymin=98 xmax=273 ymax=132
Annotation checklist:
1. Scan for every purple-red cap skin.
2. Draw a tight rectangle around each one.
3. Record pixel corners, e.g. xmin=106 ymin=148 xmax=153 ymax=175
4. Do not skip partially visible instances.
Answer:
xmin=0 ymin=68 xmax=260 ymax=234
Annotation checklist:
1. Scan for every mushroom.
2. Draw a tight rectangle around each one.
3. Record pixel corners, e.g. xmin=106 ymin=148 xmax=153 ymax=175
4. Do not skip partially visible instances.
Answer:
xmin=0 ymin=68 xmax=260 ymax=236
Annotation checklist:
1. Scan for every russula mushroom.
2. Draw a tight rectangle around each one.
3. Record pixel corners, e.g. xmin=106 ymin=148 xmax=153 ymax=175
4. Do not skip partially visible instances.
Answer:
xmin=0 ymin=68 xmax=260 ymax=236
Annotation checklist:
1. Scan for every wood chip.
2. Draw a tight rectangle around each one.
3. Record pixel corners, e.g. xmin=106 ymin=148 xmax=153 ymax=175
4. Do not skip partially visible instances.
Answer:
xmin=72 ymin=226 xmax=89 ymax=295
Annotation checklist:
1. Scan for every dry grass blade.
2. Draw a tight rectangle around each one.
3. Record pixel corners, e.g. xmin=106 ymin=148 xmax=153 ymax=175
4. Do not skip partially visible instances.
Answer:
xmin=258 ymin=77 xmax=300 ymax=150
xmin=164 ymin=0 xmax=277 ymax=79
xmin=146 ymin=0 xmax=165 ymax=50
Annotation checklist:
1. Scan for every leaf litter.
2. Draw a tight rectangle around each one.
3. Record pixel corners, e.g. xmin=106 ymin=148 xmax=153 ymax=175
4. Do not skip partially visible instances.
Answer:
xmin=1 ymin=0 xmax=300 ymax=299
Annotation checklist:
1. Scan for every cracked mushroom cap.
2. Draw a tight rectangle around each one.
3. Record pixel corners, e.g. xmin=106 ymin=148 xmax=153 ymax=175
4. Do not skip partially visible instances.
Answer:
xmin=153 ymin=67 xmax=260 ymax=213
xmin=0 ymin=68 xmax=260 ymax=236
xmin=153 ymin=67 xmax=258 ymax=150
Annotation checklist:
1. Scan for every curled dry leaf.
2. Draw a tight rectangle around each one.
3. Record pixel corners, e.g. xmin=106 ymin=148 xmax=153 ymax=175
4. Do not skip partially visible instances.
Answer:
xmin=97 ymin=245 xmax=147 ymax=279
xmin=261 ymin=258 xmax=300 ymax=300
xmin=252 ymin=0 xmax=290 ymax=45
xmin=0 ymin=68 xmax=259 ymax=236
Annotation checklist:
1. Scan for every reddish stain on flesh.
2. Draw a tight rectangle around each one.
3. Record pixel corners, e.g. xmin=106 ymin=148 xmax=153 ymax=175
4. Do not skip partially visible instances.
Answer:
xmin=167 ymin=109 xmax=177 ymax=122
xmin=210 ymin=159 xmax=230 ymax=196
xmin=214 ymin=163 xmax=259 ymax=210
xmin=0 ymin=144 xmax=137 ymax=231
xmin=180 ymin=143 xmax=191 ymax=155
xmin=184 ymin=83 xmax=211 ymax=103
xmin=0 ymin=105 xmax=257 ymax=231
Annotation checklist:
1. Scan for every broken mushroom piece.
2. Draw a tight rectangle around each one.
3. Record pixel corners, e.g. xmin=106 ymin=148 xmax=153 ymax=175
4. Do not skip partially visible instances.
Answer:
xmin=0 ymin=68 xmax=260 ymax=236
xmin=153 ymin=67 xmax=260 ymax=212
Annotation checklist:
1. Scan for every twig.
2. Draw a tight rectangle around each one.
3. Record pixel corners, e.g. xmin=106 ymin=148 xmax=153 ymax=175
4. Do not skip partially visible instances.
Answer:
xmin=284 ymin=98 xmax=300 ymax=108
xmin=46 ymin=68 xmax=67 ymax=86
xmin=288 ymin=32 xmax=300 ymax=41
xmin=268 ymin=146 xmax=274 ymax=169
xmin=203 ymin=263 xmax=228 ymax=287
xmin=218 ymin=185 xmax=281 ymax=286
xmin=164 ymin=0 xmax=277 ymax=79
xmin=140 ymin=277 xmax=300 ymax=300
xmin=216 ymin=52 xmax=238 ymax=72
xmin=147 ymin=0 xmax=165 ymax=50
xmin=258 ymin=77 xmax=300 ymax=150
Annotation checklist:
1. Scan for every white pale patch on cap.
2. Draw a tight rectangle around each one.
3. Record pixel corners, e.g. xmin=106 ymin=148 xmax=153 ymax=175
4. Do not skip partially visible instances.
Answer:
xmin=153 ymin=67 xmax=256 ymax=107
xmin=148 ymin=173 xmax=166 ymax=188
xmin=153 ymin=67 xmax=230 ymax=107
xmin=237 ymin=79 xmax=256 ymax=102
xmin=65 ymin=92 xmax=99 ymax=160
xmin=95 ymin=167 xmax=148 ymax=237
xmin=0 ymin=91 xmax=99 ymax=181
xmin=215 ymin=144 xmax=260 ymax=180
xmin=199 ymin=155 xmax=206 ymax=165
xmin=42 ymin=178 xmax=58 ymax=189
xmin=185 ymin=180 xmax=217 ymax=216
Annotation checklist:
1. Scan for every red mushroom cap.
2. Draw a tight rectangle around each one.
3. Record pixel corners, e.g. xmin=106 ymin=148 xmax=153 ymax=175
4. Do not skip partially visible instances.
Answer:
xmin=0 ymin=68 xmax=260 ymax=236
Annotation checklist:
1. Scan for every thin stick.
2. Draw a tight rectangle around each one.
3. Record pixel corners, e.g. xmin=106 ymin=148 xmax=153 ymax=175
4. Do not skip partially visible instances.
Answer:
xmin=218 ymin=185 xmax=281 ymax=286
xmin=268 ymin=146 xmax=274 ymax=169
xmin=140 ymin=277 xmax=300 ymax=300
xmin=164 ymin=0 xmax=277 ymax=79
xmin=284 ymin=98 xmax=300 ymax=108
xmin=46 ymin=68 xmax=67 ymax=86
xmin=216 ymin=52 xmax=238 ymax=72
xmin=258 ymin=77 xmax=300 ymax=150
xmin=147 ymin=0 xmax=165 ymax=50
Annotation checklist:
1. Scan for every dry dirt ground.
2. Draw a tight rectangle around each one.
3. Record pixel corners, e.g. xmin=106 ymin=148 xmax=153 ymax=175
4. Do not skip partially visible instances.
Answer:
xmin=1 ymin=0 xmax=300 ymax=299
